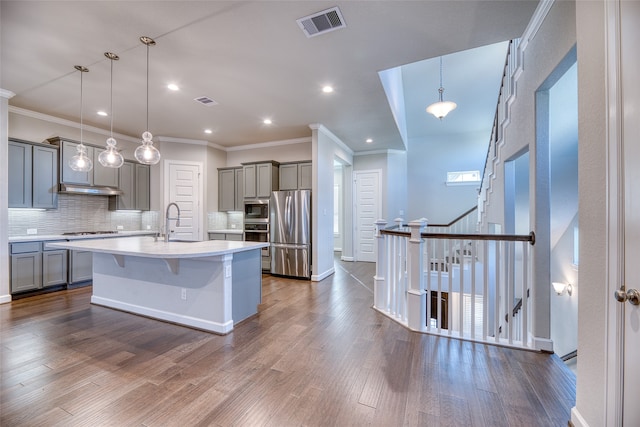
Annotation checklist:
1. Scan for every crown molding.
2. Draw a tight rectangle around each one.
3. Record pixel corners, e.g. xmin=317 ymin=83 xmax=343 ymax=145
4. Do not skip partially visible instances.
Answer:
xmin=0 ymin=89 xmax=16 ymax=99
xmin=354 ymin=148 xmax=406 ymax=156
xmin=225 ymin=136 xmax=311 ymax=152
xmin=156 ymin=135 xmax=227 ymax=151
xmin=309 ymin=123 xmax=353 ymax=156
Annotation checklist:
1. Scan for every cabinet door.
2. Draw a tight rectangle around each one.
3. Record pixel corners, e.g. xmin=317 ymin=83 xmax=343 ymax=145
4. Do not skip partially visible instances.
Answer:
xmin=257 ymin=163 xmax=275 ymax=198
xmin=8 ymin=141 xmax=32 ymax=208
xmin=135 ymin=164 xmax=150 ymax=211
xmin=11 ymin=252 xmax=42 ymax=292
xmin=32 ymin=145 xmax=58 ymax=209
xmin=279 ymin=164 xmax=298 ymax=190
xmin=70 ymin=250 xmax=93 ymax=284
xmin=42 ymin=250 xmax=68 ymax=287
xmin=218 ymin=169 xmax=236 ymax=212
xmin=298 ymin=162 xmax=312 ymax=190
xmin=61 ymin=140 xmax=93 ymax=185
xmin=243 ymin=164 xmax=257 ymax=198
xmin=234 ymin=168 xmax=244 ymax=211
xmin=226 ymin=233 xmax=243 ymax=241
xmin=209 ymin=233 xmax=225 ymax=240
xmin=93 ymin=150 xmax=119 ymax=187
xmin=116 ymin=162 xmax=135 ymax=210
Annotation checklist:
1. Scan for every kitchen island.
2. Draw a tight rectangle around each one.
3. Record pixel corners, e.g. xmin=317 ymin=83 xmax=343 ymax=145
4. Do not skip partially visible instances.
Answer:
xmin=47 ymin=236 xmax=269 ymax=334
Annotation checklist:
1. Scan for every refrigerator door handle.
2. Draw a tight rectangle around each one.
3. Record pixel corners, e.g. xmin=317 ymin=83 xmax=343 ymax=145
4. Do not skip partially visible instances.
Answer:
xmin=271 ymin=243 xmax=308 ymax=250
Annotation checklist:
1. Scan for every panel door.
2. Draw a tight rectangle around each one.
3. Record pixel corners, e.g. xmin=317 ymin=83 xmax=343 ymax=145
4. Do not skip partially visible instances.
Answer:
xmin=117 ymin=162 xmax=135 ymax=210
xmin=60 ymin=140 xmax=92 ymax=185
xmin=218 ymin=169 xmax=236 ymax=211
xmin=70 ymin=250 xmax=93 ymax=283
xmin=234 ymin=168 xmax=244 ymax=211
xmin=32 ymin=145 xmax=58 ymax=209
xmin=298 ymin=162 xmax=312 ymax=190
xmin=257 ymin=163 xmax=276 ymax=198
xmin=11 ymin=253 xmax=42 ymax=292
xmin=354 ymin=170 xmax=381 ymax=262
xmin=93 ymin=151 xmax=118 ymax=187
xmin=243 ymin=164 xmax=257 ymax=198
xmin=135 ymin=164 xmax=150 ymax=211
xmin=168 ymin=162 xmax=201 ymax=241
xmin=279 ymin=164 xmax=298 ymax=190
xmin=8 ymin=141 xmax=32 ymax=208
xmin=43 ymin=250 xmax=68 ymax=287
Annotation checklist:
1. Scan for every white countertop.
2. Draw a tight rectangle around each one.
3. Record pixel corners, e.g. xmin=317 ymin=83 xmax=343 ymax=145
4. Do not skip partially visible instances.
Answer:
xmin=207 ymin=229 xmax=243 ymax=234
xmin=9 ymin=230 xmax=156 ymax=243
xmin=46 ymin=236 xmax=268 ymax=259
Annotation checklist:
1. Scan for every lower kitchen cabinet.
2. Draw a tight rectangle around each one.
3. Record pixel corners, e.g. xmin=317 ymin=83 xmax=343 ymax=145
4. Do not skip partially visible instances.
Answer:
xmin=10 ymin=241 xmax=69 ymax=293
xmin=69 ymin=250 xmax=93 ymax=284
xmin=11 ymin=251 xmax=42 ymax=293
xmin=43 ymin=249 xmax=68 ymax=288
xmin=209 ymin=232 xmax=243 ymax=241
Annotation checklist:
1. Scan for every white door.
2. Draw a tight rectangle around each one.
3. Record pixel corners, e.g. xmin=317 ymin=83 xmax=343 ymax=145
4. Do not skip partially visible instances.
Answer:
xmin=166 ymin=161 xmax=201 ymax=241
xmin=354 ymin=170 xmax=381 ymax=262
xmin=621 ymin=1 xmax=640 ymax=424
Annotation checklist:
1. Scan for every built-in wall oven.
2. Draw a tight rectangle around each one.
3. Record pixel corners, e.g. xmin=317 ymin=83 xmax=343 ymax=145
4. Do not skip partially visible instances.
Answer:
xmin=244 ymin=199 xmax=270 ymax=270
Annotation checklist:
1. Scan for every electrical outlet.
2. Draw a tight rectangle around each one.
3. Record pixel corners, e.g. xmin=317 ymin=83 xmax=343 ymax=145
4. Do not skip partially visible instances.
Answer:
xmin=231 ymin=224 xmax=236 ymax=229
xmin=117 ymin=225 xmax=124 ymax=230
xmin=181 ymin=288 xmax=187 ymax=300
xmin=27 ymin=228 xmax=37 ymax=235
xmin=146 ymin=225 xmax=151 ymax=230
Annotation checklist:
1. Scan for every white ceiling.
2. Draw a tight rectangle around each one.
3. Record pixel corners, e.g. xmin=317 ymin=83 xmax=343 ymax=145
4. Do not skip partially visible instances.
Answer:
xmin=1 ymin=1 xmax=538 ymax=153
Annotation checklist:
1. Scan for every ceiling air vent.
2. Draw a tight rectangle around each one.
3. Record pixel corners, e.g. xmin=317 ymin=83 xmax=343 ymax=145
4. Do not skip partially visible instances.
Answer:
xmin=297 ymin=7 xmax=346 ymax=38
xmin=194 ymin=96 xmax=218 ymax=106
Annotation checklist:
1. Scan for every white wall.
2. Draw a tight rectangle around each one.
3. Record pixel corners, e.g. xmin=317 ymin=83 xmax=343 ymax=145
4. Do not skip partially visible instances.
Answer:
xmin=1 ymin=91 xmax=13 ymax=303
xmin=407 ymin=131 xmax=486 ymax=223
xmin=225 ymin=140 xmax=311 ymax=166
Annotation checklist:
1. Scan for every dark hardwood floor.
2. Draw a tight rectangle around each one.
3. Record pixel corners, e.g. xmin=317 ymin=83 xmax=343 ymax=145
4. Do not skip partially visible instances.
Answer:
xmin=1 ymin=255 xmax=575 ymax=426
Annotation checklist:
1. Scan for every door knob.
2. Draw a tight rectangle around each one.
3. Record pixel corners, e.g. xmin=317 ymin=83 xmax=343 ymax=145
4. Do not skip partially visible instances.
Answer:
xmin=615 ymin=286 xmax=640 ymax=305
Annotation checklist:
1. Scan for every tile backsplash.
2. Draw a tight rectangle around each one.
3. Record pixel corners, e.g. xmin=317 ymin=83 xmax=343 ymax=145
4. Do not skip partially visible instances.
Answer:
xmin=8 ymin=194 xmax=159 ymax=236
xmin=207 ymin=211 xmax=243 ymax=230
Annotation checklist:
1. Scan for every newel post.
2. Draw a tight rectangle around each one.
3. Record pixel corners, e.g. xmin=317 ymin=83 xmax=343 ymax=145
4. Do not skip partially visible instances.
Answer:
xmin=373 ymin=219 xmax=388 ymax=310
xmin=407 ymin=218 xmax=427 ymax=331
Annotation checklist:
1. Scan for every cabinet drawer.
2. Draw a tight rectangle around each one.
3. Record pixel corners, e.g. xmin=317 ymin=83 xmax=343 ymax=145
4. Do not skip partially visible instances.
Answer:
xmin=226 ymin=233 xmax=243 ymax=241
xmin=43 ymin=240 xmax=66 ymax=251
xmin=11 ymin=242 xmax=41 ymax=254
xmin=209 ymin=233 xmax=225 ymax=240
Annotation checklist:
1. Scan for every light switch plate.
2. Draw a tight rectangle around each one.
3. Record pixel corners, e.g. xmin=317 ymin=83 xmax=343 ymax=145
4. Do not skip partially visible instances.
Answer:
xmin=117 ymin=225 xmax=124 ymax=230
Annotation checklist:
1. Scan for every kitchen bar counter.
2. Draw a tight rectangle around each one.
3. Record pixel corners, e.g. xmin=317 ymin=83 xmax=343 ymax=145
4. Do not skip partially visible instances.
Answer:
xmin=9 ymin=230 xmax=156 ymax=243
xmin=47 ymin=237 xmax=268 ymax=334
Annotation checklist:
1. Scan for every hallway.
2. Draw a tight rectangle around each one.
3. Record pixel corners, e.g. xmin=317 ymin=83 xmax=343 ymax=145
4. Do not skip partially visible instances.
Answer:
xmin=1 ymin=258 xmax=575 ymax=426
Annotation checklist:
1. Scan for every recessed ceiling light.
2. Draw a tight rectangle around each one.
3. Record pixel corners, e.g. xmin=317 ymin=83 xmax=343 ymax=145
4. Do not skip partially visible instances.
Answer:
xmin=204 ymin=129 xmax=212 ymax=134
xmin=322 ymin=85 xmax=334 ymax=93
xmin=97 ymin=111 xmax=108 ymax=117
xmin=366 ymin=138 xmax=373 ymax=143
xmin=167 ymin=83 xmax=179 ymax=91
xmin=263 ymin=119 xmax=272 ymax=125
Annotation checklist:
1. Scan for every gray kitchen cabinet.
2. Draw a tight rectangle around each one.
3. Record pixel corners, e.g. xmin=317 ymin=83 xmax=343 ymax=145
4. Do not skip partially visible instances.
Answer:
xmin=279 ymin=161 xmax=312 ymax=190
xmin=42 ymin=248 xmax=68 ymax=288
xmin=8 ymin=140 xmax=58 ymax=209
xmin=218 ymin=168 xmax=236 ymax=211
xmin=109 ymin=162 xmax=150 ymax=211
xmin=234 ymin=168 xmax=244 ymax=210
xmin=92 ymin=150 xmax=118 ymax=187
xmin=209 ymin=232 xmax=243 ymax=241
xmin=69 ymin=250 xmax=93 ymax=284
xmin=10 ymin=242 xmax=42 ymax=293
xmin=242 ymin=161 xmax=279 ymax=199
xmin=59 ymin=139 xmax=93 ymax=185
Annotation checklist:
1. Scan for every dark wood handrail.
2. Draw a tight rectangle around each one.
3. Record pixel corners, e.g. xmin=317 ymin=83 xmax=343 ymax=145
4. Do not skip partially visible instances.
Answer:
xmin=427 ymin=206 xmax=478 ymax=228
xmin=381 ymin=228 xmax=535 ymax=245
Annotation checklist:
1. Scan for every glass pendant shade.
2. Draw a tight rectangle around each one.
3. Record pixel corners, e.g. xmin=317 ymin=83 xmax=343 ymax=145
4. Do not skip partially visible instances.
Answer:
xmin=69 ymin=65 xmax=93 ymax=172
xmin=98 ymin=137 xmax=124 ymax=167
xmin=98 ymin=52 xmax=124 ymax=168
xmin=134 ymin=131 xmax=161 ymax=164
xmin=426 ymin=57 xmax=457 ymax=120
xmin=69 ymin=143 xmax=93 ymax=172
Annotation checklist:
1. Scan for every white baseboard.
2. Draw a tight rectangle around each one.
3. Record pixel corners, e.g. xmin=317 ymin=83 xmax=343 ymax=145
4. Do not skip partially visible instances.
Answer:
xmin=341 ymin=256 xmax=354 ymax=262
xmin=311 ymin=267 xmax=335 ymax=282
xmin=571 ymin=407 xmax=589 ymax=427
xmin=0 ymin=294 xmax=12 ymax=304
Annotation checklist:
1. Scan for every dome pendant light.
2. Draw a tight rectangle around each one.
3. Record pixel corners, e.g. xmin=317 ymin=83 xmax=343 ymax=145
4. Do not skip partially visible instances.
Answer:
xmin=134 ymin=36 xmax=161 ymax=165
xmin=98 ymin=52 xmax=124 ymax=168
xmin=69 ymin=65 xmax=93 ymax=172
xmin=426 ymin=56 xmax=457 ymax=120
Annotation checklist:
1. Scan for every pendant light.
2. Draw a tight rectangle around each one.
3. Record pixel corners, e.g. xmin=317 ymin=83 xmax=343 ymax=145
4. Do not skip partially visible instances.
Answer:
xmin=69 ymin=65 xmax=93 ymax=172
xmin=98 ymin=52 xmax=124 ymax=168
xmin=134 ymin=36 xmax=161 ymax=165
xmin=426 ymin=56 xmax=457 ymax=120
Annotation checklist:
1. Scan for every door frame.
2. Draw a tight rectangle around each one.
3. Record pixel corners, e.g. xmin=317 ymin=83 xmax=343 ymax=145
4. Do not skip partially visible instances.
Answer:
xmin=604 ymin=0 xmax=624 ymax=424
xmin=352 ymin=169 xmax=382 ymax=262
xmin=163 ymin=159 xmax=204 ymax=241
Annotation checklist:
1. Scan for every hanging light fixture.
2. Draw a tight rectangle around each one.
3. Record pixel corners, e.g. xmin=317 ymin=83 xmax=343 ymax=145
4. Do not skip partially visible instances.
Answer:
xmin=98 ymin=52 xmax=124 ymax=168
xmin=134 ymin=36 xmax=161 ymax=165
xmin=426 ymin=56 xmax=457 ymax=120
xmin=69 ymin=65 xmax=93 ymax=172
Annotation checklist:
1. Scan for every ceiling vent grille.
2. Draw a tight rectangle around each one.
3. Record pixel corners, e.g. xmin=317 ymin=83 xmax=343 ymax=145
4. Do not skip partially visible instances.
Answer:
xmin=194 ymin=96 xmax=218 ymax=106
xmin=297 ymin=7 xmax=346 ymax=38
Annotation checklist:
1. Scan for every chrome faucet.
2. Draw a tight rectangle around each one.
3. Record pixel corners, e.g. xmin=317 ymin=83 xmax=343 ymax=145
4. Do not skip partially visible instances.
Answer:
xmin=165 ymin=202 xmax=181 ymax=242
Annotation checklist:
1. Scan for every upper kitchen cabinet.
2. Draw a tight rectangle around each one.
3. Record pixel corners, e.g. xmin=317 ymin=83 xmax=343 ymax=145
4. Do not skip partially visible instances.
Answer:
xmin=279 ymin=161 xmax=312 ymax=191
xmin=109 ymin=161 xmax=150 ymax=211
xmin=8 ymin=139 xmax=58 ymax=209
xmin=50 ymin=138 xmax=118 ymax=187
xmin=218 ymin=167 xmax=244 ymax=212
xmin=242 ymin=161 xmax=279 ymax=199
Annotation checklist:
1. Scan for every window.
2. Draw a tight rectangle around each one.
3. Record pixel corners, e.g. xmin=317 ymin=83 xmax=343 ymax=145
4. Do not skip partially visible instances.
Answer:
xmin=446 ymin=170 xmax=481 ymax=186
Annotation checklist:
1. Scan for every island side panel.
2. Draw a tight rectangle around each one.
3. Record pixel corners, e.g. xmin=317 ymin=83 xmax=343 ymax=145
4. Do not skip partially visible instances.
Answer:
xmin=90 ymin=252 xmax=234 ymax=334
xmin=231 ymin=248 xmax=262 ymax=324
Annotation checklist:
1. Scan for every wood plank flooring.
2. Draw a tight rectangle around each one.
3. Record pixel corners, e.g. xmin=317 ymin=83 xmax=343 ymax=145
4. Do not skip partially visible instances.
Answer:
xmin=1 ymin=257 xmax=575 ymax=426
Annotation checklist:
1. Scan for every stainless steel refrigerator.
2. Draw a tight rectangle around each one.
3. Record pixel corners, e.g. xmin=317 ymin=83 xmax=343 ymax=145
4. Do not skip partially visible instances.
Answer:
xmin=270 ymin=190 xmax=311 ymax=279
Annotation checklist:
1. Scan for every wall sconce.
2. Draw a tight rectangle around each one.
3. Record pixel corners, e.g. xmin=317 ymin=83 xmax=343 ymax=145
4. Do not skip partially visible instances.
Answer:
xmin=552 ymin=282 xmax=573 ymax=296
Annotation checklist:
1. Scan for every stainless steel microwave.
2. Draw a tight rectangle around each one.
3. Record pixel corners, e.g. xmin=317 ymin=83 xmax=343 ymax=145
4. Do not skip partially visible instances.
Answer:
xmin=244 ymin=199 xmax=269 ymax=222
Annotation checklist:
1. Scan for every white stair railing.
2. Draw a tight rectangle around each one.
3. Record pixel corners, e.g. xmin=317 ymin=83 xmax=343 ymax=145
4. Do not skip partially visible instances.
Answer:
xmin=374 ymin=219 xmax=535 ymax=349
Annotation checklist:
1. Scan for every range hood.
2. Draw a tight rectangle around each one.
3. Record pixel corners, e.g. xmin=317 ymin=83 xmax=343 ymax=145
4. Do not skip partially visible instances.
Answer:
xmin=59 ymin=183 xmax=123 ymax=196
